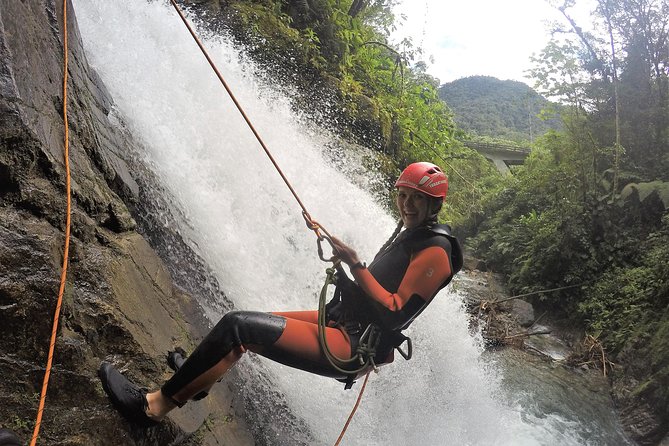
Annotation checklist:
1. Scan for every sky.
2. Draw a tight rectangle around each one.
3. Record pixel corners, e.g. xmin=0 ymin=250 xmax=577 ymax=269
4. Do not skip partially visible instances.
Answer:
xmin=391 ymin=0 xmax=596 ymax=86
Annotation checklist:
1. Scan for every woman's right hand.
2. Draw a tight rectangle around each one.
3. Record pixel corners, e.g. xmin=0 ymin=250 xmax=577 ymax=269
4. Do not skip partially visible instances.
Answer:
xmin=330 ymin=236 xmax=361 ymax=267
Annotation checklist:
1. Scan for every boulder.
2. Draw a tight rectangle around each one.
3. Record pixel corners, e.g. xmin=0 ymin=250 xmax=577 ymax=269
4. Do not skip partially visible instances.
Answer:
xmin=463 ymin=254 xmax=487 ymax=271
xmin=510 ymin=299 xmax=535 ymax=327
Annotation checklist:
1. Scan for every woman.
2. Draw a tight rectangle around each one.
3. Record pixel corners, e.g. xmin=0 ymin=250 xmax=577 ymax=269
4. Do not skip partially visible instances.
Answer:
xmin=99 ymin=162 xmax=462 ymax=427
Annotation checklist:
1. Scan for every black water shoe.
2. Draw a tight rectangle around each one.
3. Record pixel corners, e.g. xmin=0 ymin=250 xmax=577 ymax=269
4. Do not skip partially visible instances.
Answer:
xmin=166 ymin=347 xmax=188 ymax=371
xmin=98 ymin=362 xmax=159 ymax=428
xmin=0 ymin=429 xmax=22 ymax=446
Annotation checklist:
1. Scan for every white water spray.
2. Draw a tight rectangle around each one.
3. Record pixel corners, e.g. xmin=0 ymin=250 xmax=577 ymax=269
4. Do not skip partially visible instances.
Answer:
xmin=74 ymin=2 xmax=630 ymax=445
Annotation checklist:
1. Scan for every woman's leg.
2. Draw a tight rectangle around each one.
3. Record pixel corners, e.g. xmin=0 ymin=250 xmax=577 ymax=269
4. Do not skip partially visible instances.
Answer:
xmin=272 ymin=310 xmax=319 ymax=323
xmin=146 ymin=347 xmax=245 ymax=419
xmin=253 ymin=310 xmax=352 ymax=375
xmin=145 ymin=310 xmax=352 ymax=420
xmin=158 ymin=312 xmax=285 ymax=405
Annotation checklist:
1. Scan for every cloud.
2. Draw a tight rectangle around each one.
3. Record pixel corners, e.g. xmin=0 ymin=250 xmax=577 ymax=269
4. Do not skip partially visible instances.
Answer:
xmin=391 ymin=0 xmax=588 ymax=85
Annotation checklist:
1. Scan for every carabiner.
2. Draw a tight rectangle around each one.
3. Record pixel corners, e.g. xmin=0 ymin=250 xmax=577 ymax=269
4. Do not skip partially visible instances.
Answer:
xmin=316 ymin=234 xmax=339 ymax=263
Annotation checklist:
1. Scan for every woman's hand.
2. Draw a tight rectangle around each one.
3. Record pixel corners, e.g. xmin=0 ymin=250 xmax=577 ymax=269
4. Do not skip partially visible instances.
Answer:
xmin=330 ymin=236 xmax=361 ymax=267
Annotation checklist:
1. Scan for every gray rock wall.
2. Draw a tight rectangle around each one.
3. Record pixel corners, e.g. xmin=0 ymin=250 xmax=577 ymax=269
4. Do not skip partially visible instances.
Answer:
xmin=0 ymin=1 xmax=251 ymax=444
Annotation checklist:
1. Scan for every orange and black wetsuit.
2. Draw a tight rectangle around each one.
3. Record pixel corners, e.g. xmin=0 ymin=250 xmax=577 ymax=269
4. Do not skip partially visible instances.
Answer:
xmin=160 ymin=224 xmax=462 ymax=403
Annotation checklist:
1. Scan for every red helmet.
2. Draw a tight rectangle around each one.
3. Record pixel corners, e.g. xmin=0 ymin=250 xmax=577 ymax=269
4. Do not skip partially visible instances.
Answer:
xmin=394 ymin=162 xmax=448 ymax=198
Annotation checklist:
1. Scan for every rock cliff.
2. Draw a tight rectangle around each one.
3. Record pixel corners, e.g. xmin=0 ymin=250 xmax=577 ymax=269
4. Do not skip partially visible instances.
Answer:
xmin=0 ymin=1 xmax=253 ymax=444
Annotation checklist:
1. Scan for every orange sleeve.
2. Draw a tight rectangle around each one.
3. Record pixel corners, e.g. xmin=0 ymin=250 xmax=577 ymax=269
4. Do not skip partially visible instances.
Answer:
xmin=351 ymin=246 xmax=452 ymax=311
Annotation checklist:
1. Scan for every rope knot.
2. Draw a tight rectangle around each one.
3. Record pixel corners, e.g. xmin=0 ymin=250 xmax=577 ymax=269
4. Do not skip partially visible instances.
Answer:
xmin=302 ymin=211 xmax=321 ymax=233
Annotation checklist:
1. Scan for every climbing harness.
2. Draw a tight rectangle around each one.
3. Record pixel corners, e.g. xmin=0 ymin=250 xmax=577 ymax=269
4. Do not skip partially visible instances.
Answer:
xmin=30 ymin=0 xmax=72 ymax=444
xmin=318 ymin=265 xmax=381 ymax=377
xmin=318 ymin=262 xmax=417 ymax=389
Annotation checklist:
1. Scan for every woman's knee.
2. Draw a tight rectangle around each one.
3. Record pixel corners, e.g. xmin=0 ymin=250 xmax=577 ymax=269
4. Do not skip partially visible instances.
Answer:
xmin=213 ymin=311 xmax=286 ymax=348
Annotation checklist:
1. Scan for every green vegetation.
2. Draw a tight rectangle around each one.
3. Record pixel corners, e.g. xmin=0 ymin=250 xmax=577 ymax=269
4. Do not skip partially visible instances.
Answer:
xmin=466 ymin=1 xmax=669 ymax=439
xmin=439 ymin=75 xmax=562 ymax=144
xmin=471 ymin=0 xmax=669 ymax=325
xmin=7 ymin=414 xmax=30 ymax=432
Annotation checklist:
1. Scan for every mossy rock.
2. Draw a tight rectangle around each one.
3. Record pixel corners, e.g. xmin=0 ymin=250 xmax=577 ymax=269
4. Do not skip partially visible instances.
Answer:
xmin=615 ymin=306 xmax=669 ymax=444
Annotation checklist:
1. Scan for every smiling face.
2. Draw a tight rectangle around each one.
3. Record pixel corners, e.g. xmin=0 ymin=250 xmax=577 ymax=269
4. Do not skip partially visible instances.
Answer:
xmin=396 ymin=186 xmax=431 ymax=229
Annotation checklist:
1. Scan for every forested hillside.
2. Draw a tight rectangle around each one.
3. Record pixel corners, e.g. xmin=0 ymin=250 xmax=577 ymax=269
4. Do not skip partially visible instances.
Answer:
xmin=438 ymin=75 xmax=561 ymax=143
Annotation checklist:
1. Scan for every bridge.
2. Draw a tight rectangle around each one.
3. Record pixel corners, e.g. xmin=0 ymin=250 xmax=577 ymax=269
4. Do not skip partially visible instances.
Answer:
xmin=462 ymin=140 xmax=531 ymax=174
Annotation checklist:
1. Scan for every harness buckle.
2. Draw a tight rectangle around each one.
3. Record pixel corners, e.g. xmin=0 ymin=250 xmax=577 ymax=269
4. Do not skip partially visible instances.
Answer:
xmin=394 ymin=334 xmax=413 ymax=360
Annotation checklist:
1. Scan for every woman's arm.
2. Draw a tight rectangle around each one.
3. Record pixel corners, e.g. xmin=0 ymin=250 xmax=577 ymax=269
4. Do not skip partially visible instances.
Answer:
xmin=352 ymin=246 xmax=452 ymax=311
xmin=330 ymin=236 xmax=452 ymax=311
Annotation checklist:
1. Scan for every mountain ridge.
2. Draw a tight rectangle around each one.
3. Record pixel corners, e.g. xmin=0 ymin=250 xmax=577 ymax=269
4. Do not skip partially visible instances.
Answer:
xmin=439 ymin=75 xmax=561 ymax=143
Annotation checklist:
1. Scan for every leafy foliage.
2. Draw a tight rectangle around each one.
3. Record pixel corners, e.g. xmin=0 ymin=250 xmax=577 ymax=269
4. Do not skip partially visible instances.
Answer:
xmin=468 ymin=1 xmax=669 ymax=434
xmin=580 ymin=215 xmax=669 ymax=351
xmin=472 ymin=0 xmax=669 ymax=296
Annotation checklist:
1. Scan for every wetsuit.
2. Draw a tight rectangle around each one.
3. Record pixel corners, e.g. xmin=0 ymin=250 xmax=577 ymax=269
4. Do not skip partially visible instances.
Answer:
xmin=161 ymin=224 xmax=462 ymax=404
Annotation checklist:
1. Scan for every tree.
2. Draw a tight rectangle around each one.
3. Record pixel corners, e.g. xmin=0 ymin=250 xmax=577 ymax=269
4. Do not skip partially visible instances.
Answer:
xmin=540 ymin=0 xmax=669 ymax=180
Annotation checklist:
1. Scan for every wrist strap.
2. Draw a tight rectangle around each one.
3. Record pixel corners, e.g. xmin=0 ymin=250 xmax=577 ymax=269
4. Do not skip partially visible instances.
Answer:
xmin=351 ymin=261 xmax=366 ymax=270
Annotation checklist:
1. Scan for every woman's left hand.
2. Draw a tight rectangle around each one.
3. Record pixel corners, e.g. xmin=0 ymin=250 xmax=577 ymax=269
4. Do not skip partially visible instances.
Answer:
xmin=330 ymin=236 xmax=361 ymax=267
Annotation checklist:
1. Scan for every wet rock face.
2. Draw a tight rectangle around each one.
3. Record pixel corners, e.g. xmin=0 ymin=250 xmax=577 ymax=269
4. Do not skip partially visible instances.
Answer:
xmin=0 ymin=0 xmax=138 ymax=228
xmin=0 ymin=1 xmax=247 ymax=444
xmin=0 ymin=210 xmax=61 ymax=361
xmin=660 ymin=432 xmax=669 ymax=446
xmin=0 ymin=1 xmax=139 ymax=442
xmin=619 ymin=402 xmax=665 ymax=446
xmin=613 ymin=328 xmax=669 ymax=446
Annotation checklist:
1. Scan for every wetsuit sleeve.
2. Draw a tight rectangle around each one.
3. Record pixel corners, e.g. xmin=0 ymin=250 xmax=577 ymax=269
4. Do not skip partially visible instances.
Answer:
xmin=351 ymin=246 xmax=452 ymax=311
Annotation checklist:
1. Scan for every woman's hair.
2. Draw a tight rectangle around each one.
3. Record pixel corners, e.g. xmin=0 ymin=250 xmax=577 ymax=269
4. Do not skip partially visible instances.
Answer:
xmin=374 ymin=219 xmax=404 ymax=258
xmin=425 ymin=197 xmax=444 ymax=226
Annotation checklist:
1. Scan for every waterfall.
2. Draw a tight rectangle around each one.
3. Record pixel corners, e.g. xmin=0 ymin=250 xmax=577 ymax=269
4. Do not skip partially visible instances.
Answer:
xmin=74 ymin=2 xmax=631 ymax=445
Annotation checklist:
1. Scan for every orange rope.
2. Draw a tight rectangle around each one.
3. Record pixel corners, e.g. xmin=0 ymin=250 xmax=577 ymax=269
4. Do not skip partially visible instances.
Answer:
xmin=168 ymin=0 xmax=333 ymax=241
xmin=30 ymin=0 xmax=71 ymax=443
xmin=334 ymin=371 xmax=371 ymax=446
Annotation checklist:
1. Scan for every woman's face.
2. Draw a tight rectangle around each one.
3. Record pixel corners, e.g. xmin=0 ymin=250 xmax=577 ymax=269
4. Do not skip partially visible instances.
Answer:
xmin=396 ymin=186 xmax=430 ymax=229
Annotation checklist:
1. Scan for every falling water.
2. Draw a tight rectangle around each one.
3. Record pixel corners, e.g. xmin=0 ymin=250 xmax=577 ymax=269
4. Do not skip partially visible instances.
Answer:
xmin=74 ymin=2 xmax=632 ymax=445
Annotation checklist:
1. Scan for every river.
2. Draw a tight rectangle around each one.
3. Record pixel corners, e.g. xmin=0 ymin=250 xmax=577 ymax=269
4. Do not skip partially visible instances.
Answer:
xmin=74 ymin=1 xmax=632 ymax=444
